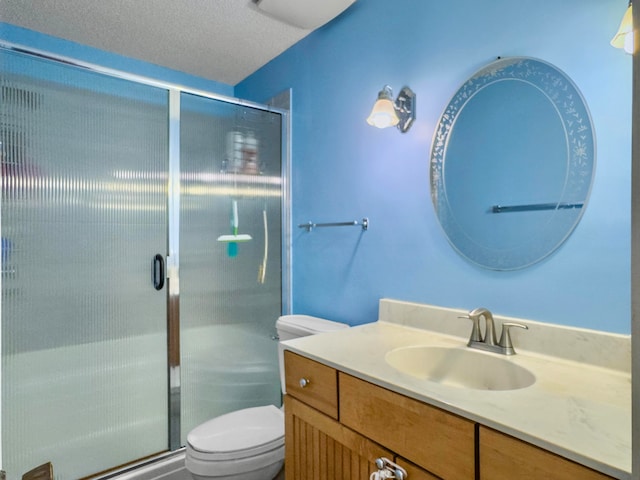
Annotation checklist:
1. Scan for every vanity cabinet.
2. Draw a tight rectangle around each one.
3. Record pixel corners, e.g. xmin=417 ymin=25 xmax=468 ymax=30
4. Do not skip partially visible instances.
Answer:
xmin=284 ymin=351 xmax=468 ymax=479
xmin=479 ymin=426 xmax=615 ymax=480
xmin=284 ymin=351 xmax=617 ymax=480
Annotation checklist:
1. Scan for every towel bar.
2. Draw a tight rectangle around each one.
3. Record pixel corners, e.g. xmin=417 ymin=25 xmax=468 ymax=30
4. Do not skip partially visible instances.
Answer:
xmin=298 ymin=217 xmax=369 ymax=232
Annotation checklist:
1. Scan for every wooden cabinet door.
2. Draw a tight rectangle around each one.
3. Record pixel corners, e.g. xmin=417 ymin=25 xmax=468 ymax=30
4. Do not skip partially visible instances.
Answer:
xmin=339 ymin=372 xmax=476 ymax=479
xmin=479 ymin=426 xmax=615 ymax=480
xmin=285 ymin=395 xmax=393 ymax=480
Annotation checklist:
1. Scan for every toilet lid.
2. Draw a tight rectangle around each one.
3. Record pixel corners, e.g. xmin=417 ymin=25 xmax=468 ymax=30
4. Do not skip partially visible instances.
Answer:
xmin=187 ymin=405 xmax=284 ymax=460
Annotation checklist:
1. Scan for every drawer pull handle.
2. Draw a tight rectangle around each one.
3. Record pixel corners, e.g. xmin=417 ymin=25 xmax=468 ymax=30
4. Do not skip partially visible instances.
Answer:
xmin=299 ymin=378 xmax=310 ymax=388
xmin=374 ymin=457 xmax=407 ymax=480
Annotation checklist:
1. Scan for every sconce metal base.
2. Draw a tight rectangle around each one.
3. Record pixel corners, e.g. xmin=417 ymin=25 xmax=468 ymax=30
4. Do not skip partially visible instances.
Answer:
xmin=396 ymin=86 xmax=416 ymax=133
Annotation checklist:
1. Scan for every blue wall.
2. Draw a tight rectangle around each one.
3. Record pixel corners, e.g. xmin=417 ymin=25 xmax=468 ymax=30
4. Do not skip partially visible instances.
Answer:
xmin=0 ymin=22 xmax=234 ymax=97
xmin=236 ymin=0 xmax=632 ymax=333
xmin=0 ymin=1 xmax=632 ymax=334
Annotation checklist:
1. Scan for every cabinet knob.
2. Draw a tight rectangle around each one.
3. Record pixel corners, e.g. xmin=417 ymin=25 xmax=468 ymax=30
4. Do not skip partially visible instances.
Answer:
xmin=299 ymin=378 xmax=310 ymax=388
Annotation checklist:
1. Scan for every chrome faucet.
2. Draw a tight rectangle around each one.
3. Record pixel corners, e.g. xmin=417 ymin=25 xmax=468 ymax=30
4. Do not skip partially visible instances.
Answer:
xmin=459 ymin=307 xmax=528 ymax=355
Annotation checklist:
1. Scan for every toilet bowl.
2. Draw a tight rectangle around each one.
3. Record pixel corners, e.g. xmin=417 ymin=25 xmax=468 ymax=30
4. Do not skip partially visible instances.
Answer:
xmin=185 ymin=315 xmax=349 ymax=480
xmin=186 ymin=405 xmax=284 ymax=480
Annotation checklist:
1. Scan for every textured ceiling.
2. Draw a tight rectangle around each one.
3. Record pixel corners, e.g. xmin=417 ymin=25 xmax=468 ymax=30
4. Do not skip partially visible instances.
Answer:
xmin=0 ymin=0 xmax=315 ymax=85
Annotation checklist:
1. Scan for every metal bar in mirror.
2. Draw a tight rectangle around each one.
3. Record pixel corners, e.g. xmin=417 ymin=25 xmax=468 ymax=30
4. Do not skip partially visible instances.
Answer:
xmin=491 ymin=202 xmax=584 ymax=213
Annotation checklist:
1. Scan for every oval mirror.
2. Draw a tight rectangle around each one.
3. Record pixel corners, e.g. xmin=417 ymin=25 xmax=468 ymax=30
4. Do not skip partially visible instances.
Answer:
xmin=430 ymin=57 xmax=595 ymax=270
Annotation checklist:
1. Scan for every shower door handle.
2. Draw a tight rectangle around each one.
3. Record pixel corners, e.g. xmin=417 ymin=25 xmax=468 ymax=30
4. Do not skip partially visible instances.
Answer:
xmin=153 ymin=254 xmax=165 ymax=291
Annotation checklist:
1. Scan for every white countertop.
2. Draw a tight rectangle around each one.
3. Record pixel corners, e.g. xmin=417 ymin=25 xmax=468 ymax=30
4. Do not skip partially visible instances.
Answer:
xmin=282 ymin=320 xmax=631 ymax=479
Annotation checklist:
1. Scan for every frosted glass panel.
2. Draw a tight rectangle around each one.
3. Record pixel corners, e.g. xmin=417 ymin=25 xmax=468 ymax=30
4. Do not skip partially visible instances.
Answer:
xmin=179 ymin=93 xmax=282 ymax=444
xmin=1 ymin=51 xmax=169 ymax=479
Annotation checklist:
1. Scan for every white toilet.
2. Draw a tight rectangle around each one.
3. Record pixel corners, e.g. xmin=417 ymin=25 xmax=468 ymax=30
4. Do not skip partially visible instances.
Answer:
xmin=185 ymin=314 xmax=350 ymax=480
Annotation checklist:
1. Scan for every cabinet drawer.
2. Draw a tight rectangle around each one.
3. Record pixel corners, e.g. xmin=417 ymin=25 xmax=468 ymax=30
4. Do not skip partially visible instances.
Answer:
xmin=284 ymin=351 xmax=339 ymax=419
xmin=339 ymin=372 xmax=476 ymax=479
xmin=479 ymin=426 xmax=616 ymax=480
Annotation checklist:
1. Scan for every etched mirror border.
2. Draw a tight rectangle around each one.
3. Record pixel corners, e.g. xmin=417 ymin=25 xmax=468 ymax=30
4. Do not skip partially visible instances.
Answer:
xmin=430 ymin=57 xmax=595 ymax=270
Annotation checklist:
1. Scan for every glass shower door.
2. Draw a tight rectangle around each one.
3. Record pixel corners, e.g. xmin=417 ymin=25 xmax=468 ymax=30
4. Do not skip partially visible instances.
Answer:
xmin=1 ymin=51 xmax=169 ymax=479
xmin=179 ymin=93 xmax=283 ymax=443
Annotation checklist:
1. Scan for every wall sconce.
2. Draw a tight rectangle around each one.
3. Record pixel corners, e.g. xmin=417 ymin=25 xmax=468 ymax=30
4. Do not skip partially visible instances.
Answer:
xmin=611 ymin=1 xmax=634 ymax=54
xmin=366 ymin=85 xmax=416 ymax=133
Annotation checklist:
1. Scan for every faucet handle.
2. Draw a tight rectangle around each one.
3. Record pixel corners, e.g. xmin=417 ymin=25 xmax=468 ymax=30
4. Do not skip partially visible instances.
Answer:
xmin=498 ymin=322 xmax=528 ymax=355
xmin=458 ymin=314 xmax=483 ymax=343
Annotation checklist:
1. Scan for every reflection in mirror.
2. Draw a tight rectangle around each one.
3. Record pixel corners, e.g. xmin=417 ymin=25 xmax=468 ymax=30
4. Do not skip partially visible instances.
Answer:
xmin=430 ymin=57 xmax=595 ymax=270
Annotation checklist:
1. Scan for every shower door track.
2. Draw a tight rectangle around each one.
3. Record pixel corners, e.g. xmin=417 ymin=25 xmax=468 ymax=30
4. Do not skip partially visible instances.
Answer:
xmin=0 ymin=40 xmax=292 ymax=476
xmin=0 ymin=41 xmax=285 ymax=115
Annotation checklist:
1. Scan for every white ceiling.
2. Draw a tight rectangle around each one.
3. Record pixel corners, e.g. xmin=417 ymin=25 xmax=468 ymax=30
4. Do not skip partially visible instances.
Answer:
xmin=0 ymin=0 xmax=317 ymax=85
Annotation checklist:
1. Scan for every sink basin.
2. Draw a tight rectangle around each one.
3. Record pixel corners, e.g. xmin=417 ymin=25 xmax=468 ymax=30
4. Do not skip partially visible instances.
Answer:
xmin=385 ymin=345 xmax=536 ymax=391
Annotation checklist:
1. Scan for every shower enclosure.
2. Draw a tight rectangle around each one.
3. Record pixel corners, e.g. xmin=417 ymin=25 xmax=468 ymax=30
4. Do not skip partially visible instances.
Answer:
xmin=0 ymin=46 xmax=289 ymax=479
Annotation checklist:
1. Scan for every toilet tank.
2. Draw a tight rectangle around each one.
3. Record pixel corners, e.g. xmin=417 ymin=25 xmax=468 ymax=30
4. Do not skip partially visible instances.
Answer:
xmin=276 ymin=314 xmax=349 ymax=341
xmin=276 ymin=314 xmax=349 ymax=394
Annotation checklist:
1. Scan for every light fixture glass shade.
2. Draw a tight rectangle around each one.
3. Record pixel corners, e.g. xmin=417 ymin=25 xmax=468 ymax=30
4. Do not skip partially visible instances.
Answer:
xmin=611 ymin=3 xmax=634 ymax=54
xmin=367 ymin=86 xmax=399 ymax=129
xmin=367 ymin=98 xmax=399 ymax=128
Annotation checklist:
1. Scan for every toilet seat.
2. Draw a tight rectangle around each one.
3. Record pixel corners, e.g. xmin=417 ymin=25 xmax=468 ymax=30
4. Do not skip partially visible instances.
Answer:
xmin=187 ymin=405 xmax=284 ymax=461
